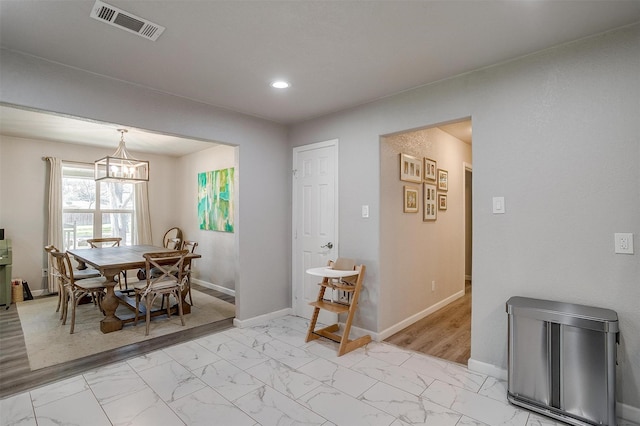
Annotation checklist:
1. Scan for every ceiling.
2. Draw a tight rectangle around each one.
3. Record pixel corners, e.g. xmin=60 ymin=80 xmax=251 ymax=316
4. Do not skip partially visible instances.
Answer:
xmin=1 ymin=1 xmax=638 ymax=153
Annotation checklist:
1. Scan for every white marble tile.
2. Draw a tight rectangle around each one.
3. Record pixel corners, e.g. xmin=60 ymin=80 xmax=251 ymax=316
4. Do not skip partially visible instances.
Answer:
xmin=0 ymin=392 xmax=36 ymax=426
xmin=163 ymin=340 xmax=221 ymax=370
xmin=255 ymin=321 xmax=311 ymax=348
xmin=401 ymin=353 xmax=486 ymax=392
xmin=83 ymin=361 xmax=150 ymax=405
xmin=298 ymin=357 xmax=377 ymax=398
xmin=30 ymin=375 xmax=88 ymax=408
xmin=352 ymin=356 xmax=434 ymax=396
xmin=457 ymin=416 xmax=492 ymax=426
xmin=100 ymin=386 xmax=184 ymax=426
xmin=253 ymin=338 xmax=317 ymax=369
xmin=235 ymin=385 xmax=327 ymax=426
xmin=297 ymin=384 xmax=396 ymax=426
xmin=192 ymin=359 xmax=263 ymax=401
xmin=137 ymin=359 xmax=206 ymax=403
xmin=304 ymin=339 xmax=369 ymax=368
xmin=246 ymin=358 xmax=322 ymax=399
xmin=359 ymin=381 xmax=461 ymax=426
xmin=364 ymin=342 xmax=414 ymax=366
xmin=265 ymin=315 xmax=315 ymax=333
xmin=526 ymin=413 xmax=564 ymax=426
xmin=421 ymin=380 xmax=529 ymax=426
xmin=33 ymin=389 xmax=110 ymax=426
xmin=478 ymin=376 xmax=508 ymax=403
xmin=127 ymin=349 xmax=173 ymax=372
xmin=200 ymin=338 xmax=270 ymax=370
xmin=169 ymin=386 xmax=257 ymax=426
xmin=194 ymin=329 xmax=234 ymax=348
xmin=225 ymin=326 xmax=271 ymax=349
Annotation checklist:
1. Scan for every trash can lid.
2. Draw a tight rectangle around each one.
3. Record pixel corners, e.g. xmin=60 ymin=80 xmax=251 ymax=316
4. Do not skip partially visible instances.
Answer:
xmin=506 ymin=296 xmax=618 ymax=333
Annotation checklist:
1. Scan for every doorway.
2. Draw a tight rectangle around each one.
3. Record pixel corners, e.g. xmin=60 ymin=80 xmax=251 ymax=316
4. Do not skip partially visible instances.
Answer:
xmin=381 ymin=119 xmax=472 ymax=365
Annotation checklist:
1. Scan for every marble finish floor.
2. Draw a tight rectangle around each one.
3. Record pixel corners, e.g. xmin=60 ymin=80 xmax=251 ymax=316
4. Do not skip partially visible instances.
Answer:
xmin=1 ymin=315 xmax=635 ymax=426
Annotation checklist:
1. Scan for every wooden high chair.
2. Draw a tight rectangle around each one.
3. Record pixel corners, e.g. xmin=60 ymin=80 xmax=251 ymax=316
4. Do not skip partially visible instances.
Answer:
xmin=305 ymin=259 xmax=371 ymax=356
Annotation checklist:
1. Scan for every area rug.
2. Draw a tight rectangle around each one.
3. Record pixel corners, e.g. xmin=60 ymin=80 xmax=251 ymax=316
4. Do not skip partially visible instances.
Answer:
xmin=16 ymin=290 xmax=235 ymax=370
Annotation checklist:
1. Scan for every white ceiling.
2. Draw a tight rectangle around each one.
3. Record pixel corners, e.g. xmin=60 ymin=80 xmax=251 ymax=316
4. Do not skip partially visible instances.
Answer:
xmin=1 ymin=1 xmax=638 ymax=153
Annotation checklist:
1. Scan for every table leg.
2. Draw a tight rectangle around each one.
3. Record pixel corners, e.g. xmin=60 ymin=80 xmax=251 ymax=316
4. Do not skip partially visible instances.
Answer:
xmin=100 ymin=270 xmax=123 ymax=333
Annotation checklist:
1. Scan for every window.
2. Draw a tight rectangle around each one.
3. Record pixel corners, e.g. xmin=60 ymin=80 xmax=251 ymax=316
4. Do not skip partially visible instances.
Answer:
xmin=62 ymin=163 xmax=135 ymax=250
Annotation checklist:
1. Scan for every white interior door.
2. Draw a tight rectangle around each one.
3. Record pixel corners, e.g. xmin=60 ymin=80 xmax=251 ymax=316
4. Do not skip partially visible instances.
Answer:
xmin=292 ymin=140 xmax=338 ymax=322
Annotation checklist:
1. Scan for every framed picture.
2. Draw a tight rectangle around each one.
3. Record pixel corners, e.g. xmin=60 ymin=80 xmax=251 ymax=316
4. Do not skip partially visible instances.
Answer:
xmin=423 ymin=183 xmax=437 ymax=221
xmin=400 ymin=153 xmax=422 ymax=183
xmin=403 ymin=186 xmax=419 ymax=213
xmin=437 ymin=169 xmax=448 ymax=191
xmin=424 ymin=157 xmax=437 ymax=181
xmin=438 ymin=194 xmax=447 ymax=210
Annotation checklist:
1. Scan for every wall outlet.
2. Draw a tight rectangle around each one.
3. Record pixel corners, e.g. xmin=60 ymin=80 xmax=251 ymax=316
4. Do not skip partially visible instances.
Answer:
xmin=431 ymin=280 xmax=436 ymax=292
xmin=42 ymin=268 xmax=48 ymax=277
xmin=614 ymin=233 xmax=634 ymax=254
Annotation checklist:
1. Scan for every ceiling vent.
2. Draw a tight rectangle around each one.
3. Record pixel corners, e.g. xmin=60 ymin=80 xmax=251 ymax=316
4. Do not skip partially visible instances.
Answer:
xmin=90 ymin=1 xmax=165 ymax=41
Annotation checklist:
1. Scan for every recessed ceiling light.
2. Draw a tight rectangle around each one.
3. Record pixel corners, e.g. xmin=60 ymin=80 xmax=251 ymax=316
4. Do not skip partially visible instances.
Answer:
xmin=271 ymin=80 xmax=290 ymax=89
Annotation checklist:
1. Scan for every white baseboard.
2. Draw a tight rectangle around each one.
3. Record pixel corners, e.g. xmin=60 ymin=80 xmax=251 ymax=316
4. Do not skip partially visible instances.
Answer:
xmin=377 ymin=290 xmax=465 ymax=341
xmin=467 ymin=359 xmax=640 ymax=423
xmin=618 ymin=401 xmax=640 ymax=424
xmin=192 ymin=278 xmax=236 ymax=297
xmin=233 ymin=307 xmax=292 ymax=328
xmin=467 ymin=358 xmax=508 ymax=381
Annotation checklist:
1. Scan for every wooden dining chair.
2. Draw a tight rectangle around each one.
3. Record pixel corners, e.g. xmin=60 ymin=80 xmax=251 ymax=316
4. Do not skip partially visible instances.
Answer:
xmin=86 ymin=237 xmax=128 ymax=290
xmin=50 ymin=250 xmax=107 ymax=334
xmin=181 ymin=240 xmax=198 ymax=306
xmin=162 ymin=227 xmax=183 ymax=249
xmin=45 ymin=245 xmax=101 ymax=317
xmin=133 ymin=250 xmax=189 ymax=336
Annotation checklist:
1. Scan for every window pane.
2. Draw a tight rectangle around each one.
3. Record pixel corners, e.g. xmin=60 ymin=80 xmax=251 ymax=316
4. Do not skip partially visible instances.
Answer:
xmin=63 ymin=213 xmax=94 ymax=250
xmin=62 ymin=177 xmax=96 ymax=209
xmin=100 ymin=182 xmax=134 ymax=209
xmin=102 ymin=213 xmax=133 ymax=245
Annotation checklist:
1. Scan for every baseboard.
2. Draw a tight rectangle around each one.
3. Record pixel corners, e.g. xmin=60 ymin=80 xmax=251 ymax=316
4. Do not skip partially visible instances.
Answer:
xmin=467 ymin=358 xmax=508 ymax=381
xmin=618 ymin=401 xmax=640 ymax=424
xmin=233 ymin=307 xmax=292 ymax=328
xmin=467 ymin=359 xmax=640 ymax=423
xmin=377 ymin=290 xmax=465 ymax=341
xmin=192 ymin=278 xmax=236 ymax=297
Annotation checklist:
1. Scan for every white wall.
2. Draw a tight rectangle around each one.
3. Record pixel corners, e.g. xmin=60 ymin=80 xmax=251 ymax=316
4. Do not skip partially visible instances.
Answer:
xmin=380 ymin=127 xmax=472 ymax=331
xmin=290 ymin=25 xmax=640 ymax=409
xmin=0 ymin=48 xmax=291 ymax=322
xmin=177 ymin=144 xmax=237 ymax=291
xmin=0 ymin=135 xmax=179 ymax=291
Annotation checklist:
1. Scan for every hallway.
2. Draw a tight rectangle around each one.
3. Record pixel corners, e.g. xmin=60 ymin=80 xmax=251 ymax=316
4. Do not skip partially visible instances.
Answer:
xmin=385 ymin=281 xmax=471 ymax=365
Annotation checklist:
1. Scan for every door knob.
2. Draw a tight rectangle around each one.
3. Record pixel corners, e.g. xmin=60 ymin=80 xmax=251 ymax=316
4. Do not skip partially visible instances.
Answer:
xmin=321 ymin=242 xmax=333 ymax=249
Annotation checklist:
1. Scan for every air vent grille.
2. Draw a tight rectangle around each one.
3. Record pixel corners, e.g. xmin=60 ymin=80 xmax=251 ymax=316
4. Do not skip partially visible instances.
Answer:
xmin=90 ymin=0 xmax=165 ymax=41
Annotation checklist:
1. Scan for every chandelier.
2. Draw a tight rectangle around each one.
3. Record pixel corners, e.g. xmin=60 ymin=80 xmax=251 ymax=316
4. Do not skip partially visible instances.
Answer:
xmin=94 ymin=129 xmax=149 ymax=183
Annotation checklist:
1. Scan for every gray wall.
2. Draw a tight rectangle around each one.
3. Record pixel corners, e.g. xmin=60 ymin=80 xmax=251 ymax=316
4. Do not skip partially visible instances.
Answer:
xmin=0 ymin=48 xmax=291 ymax=322
xmin=290 ymin=25 xmax=639 ymax=408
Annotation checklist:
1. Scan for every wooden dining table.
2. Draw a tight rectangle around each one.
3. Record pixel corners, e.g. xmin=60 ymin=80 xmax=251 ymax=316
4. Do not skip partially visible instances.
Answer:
xmin=67 ymin=245 xmax=201 ymax=333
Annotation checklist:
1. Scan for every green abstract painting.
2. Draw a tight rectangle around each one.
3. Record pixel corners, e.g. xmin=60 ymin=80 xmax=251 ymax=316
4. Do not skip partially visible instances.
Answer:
xmin=198 ymin=168 xmax=234 ymax=232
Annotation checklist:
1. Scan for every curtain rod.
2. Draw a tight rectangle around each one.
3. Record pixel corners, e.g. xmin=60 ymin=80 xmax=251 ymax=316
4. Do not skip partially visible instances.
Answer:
xmin=41 ymin=157 xmax=93 ymax=167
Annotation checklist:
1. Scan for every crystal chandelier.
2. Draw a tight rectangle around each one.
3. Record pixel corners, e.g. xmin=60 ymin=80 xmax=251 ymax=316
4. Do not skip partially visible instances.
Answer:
xmin=94 ymin=129 xmax=149 ymax=183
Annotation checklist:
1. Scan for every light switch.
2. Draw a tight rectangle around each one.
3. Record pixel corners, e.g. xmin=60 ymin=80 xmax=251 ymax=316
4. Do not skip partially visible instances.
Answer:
xmin=615 ymin=233 xmax=634 ymax=254
xmin=362 ymin=205 xmax=369 ymax=218
xmin=492 ymin=197 xmax=505 ymax=214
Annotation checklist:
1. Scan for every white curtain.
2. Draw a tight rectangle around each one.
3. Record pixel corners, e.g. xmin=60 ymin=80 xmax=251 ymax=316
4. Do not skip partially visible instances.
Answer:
xmin=46 ymin=157 xmax=64 ymax=293
xmin=134 ymin=182 xmax=152 ymax=244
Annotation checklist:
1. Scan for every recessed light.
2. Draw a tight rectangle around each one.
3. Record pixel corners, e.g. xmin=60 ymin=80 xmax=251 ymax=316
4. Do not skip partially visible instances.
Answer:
xmin=271 ymin=80 xmax=290 ymax=89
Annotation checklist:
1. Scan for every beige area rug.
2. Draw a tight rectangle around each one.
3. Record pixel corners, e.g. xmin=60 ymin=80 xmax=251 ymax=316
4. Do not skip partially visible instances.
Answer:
xmin=16 ymin=290 xmax=235 ymax=370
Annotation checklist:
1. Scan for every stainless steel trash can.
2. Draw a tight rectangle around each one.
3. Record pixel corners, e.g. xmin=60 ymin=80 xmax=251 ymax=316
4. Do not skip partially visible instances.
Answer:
xmin=506 ymin=296 xmax=618 ymax=426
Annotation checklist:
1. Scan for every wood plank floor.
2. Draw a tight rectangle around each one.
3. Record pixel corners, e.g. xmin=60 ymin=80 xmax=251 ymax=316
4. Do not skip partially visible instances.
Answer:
xmin=0 ymin=284 xmax=235 ymax=399
xmin=385 ymin=281 xmax=471 ymax=365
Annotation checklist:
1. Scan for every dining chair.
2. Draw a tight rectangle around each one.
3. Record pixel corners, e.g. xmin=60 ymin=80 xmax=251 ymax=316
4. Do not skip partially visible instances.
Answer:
xmin=49 ymin=250 xmax=107 ymax=334
xmin=45 ymin=245 xmax=101 ymax=317
xmin=181 ymin=240 xmax=198 ymax=306
xmin=86 ymin=237 xmax=128 ymax=290
xmin=133 ymin=250 xmax=189 ymax=336
xmin=162 ymin=227 xmax=183 ymax=249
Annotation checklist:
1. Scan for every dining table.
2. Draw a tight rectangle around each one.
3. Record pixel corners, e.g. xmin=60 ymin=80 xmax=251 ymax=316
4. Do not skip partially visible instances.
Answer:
xmin=67 ymin=245 xmax=201 ymax=333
